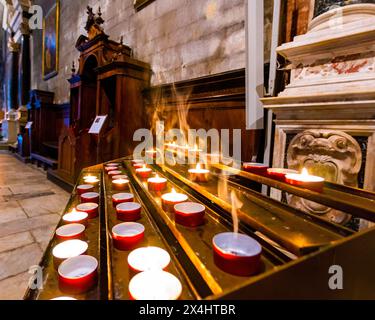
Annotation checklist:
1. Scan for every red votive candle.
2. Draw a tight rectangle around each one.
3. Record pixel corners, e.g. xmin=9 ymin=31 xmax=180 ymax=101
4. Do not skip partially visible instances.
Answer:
xmin=129 ymin=270 xmax=182 ymax=300
xmin=62 ymin=209 xmax=88 ymax=226
xmin=127 ymin=246 xmax=170 ymax=272
xmin=112 ymin=178 xmax=130 ymax=191
xmin=132 ymin=160 xmax=144 ymax=168
xmin=161 ymin=188 xmax=188 ymax=212
xmin=212 ymin=232 xmax=262 ymax=277
xmin=77 ymin=184 xmax=94 ymax=195
xmin=112 ymin=222 xmax=145 ymax=251
xmin=112 ymin=193 xmax=134 ymax=207
xmin=58 ymin=255 xmax=98 ymax=294
xmin=174 ymin=202 xmax=205 ymax=227
xmin=267 ymin=168 xmax=298 ymax=181
xmin=136 ymin=165 xmax=152 ymax=179
xmin=147 ymin=174 xmax=167 ymax=192
xmin=76 ymin=202 xmax=99 ymax=219
xmin=56 ymin=224 xmax=85 ymax=241
xmin=105 ymin=166 xmax=119 ymax=172
xmin=112 ymin=174 xmax=128 ymax=180
xmin=106 ymin=162 xmax=120 ymax=167
xmin=52 ymin=239 xmax=88 ymax=268
xmin=188 ymin=163 xmax=210 ymax=183
xmin=243 ymin=162 xmax=269 ymax=175
xmin=80 ymin=192 xmax=99 ymax=204
xmin=108 ymin=170 xmax=122 ymax=177
xmin=285 ymin=168 xmax=325 ymax=192
xmin=116 ymin=202 xmax=142 ymax=221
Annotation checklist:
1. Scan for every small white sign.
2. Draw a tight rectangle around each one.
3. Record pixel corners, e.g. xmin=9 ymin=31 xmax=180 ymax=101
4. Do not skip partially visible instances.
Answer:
xmin=89 ymin=115 xmax=108 ymax=134
xmin=25 ymin=122 xmax=33 ymax=129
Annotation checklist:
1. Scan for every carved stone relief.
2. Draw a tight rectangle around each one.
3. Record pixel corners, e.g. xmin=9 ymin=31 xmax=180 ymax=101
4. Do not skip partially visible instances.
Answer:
xmin=287 ymin=129 xmax=362 ymax=224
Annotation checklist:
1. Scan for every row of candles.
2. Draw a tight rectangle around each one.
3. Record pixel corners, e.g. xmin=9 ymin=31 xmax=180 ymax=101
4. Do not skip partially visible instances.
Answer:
xmin=105 ymin=162 xmax=183 ymax=300
xmin=147 ymin=143 xmax=326 ymax=191
xmin=50 ymin=173 xmax=103 ymax=299
xmin=51 ymin=157 xmax=322 ymax=300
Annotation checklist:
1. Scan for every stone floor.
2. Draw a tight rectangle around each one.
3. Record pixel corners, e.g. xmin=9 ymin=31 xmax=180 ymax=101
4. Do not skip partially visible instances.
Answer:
xmin=0 ymin=151 xmax=70 ymax=300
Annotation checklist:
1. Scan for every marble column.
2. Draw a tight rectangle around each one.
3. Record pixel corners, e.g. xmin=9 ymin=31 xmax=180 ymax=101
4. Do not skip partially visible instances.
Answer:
xmin=313 ymin=0 xmax=375 ymax=17
xmin=2 ymin=36 xmax=20 ymax=143
xmin=18 ymin=32 xmax=31 ymax=129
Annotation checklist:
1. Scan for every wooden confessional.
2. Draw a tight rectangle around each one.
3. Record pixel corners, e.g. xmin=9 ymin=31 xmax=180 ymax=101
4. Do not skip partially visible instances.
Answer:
xmin=50 ymin=7 xmax=151 ymax=189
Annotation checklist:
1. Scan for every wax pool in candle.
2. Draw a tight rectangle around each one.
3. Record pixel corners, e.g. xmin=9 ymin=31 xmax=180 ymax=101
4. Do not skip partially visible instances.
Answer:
xmin=136 ymin=165 xmax=152 ymax=179
xmin=76 ymin=202 xmax=99 ymax=219
xmin=212 ymin=232 xmax=262 ymax=276
xmin=285 ymin=168 xmax=325 ymax=192
xmin=52 ymin=240 xmax=88 ymax=268
xmin=108 ymin=170 xmax=122 ymax=177
xmin=56 ymin=223 xmax=85 ymax=240
xmin=188 ymin=163 xmax=210 ymax=182
xmin=112 ymin=178 xmax=129 ymax=191
xmin=127 ymin=246 xmax=170 ymax=272
xmin=58 ymin=255 xmax=98 ymax=294
xmin=111 ymin=174 xmax=128 ymax=180
xmin=105 ymin=166 xmax=119 ymax=172
xmin=112 ymin=222 xmax=145 ymax=251
xmin=63 ymin=209 xmax=88 ymax=226
xmin=83 ymin=175 xmax=99 ymax=185
xmin=161 ymin=188 xmax=188 ymax=212
xmin=147 ymin=174 xmax=167 ymax=192
xmin=129 ymin=270 xmax=182 ymax=300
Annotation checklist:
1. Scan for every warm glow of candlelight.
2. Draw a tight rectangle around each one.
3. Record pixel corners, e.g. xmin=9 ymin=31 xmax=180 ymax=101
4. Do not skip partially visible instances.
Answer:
xmin=63 ymin=209 xmax=88 ymax=223
xmin=52 ymin=240 xmax=88 ymax=260
xmin=301 ymin=168 xmax=309 ymax=176
xmin=83 ymin=175 xmax=99 ymax=184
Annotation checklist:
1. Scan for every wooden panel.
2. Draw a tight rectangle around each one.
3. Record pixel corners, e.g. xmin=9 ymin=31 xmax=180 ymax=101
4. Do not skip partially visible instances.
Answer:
xmin=144 ymin=68 xmax=262 ymax=162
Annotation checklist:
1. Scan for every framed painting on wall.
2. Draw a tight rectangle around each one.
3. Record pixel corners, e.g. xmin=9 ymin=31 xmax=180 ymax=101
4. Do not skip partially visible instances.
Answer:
xmin=42 ymin=0 xmax=60 ymax=80
xmin=134 ymin=0 xmax=155 ymax=11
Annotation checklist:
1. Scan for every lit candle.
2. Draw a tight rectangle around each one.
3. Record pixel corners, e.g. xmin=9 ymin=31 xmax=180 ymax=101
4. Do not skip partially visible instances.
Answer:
xmin=212 ymin=232 xmax=262 ymax=276
xmin=83 ymin=175 xmax=99 ymax=185
xmin=188 ymin=163 xmax=210 ymax=183
xmin=76 ymin=184 xmax=94 ymax=195
xmin=76 ymin=202 xmax=99 ymax=219
xmin=267 ymin=168 xmax=298 ymax=181
xmin=63 ymin=209 xmax=88 ymax=226
xmin=112 ymin=192 xmax=134 ymax=207
xmin=128 ymin=270 xmax=182 ymax=300
xmin=52 ymin=239 xmax=88 ymax=268
xmin=108 ymin=170 xmax=122 ymax=177
xmin=112 ymin=222 xmax=145 ymax=251
xmin=132 ymin=159 xmax=145 ymax=168
xmin=174 ymin=202 xmax=205 ymax=227
xmin=112 ymin=178 xmax=130 ymax=191
xmin=147 ymin=174 xmax=167 ymax=192
xmin=135 ymin=165 xmax=152 ymax=179
xmin=58 ymin=255 xmax=98 ymax=294
xmin=80 ymin=192 xmax=99 ymax=204
xmin=116 ymin=202 xmax=142 ymax=222
xmin=161 ymin=188 xmax=188 ymax=212
xmin=127 ymin=246 xmax=170 ymax=272
xmin=56 ymin=223 xmax=85 ymax=241
xmin=50 ymin=297 xmax=77 ymax=300
xmin=285 ymin=168 xmax=325 ymax=192
xmin=106 ymin=163 xmax=120 ymax=167
xmin=105 ymin=165 xmax=119 ymax=172
xmin=111 ymin=174 xmax=128 ymax=180
xmin=243 ymin=162 xmax=269 ymax=175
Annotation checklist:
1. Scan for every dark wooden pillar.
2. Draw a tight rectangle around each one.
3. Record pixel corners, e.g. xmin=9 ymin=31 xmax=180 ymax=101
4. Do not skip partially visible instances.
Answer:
xmin=7 ymin=37 xmax=19 ymax=113
xmin=18 ymin=33 xmax=31 ymax=112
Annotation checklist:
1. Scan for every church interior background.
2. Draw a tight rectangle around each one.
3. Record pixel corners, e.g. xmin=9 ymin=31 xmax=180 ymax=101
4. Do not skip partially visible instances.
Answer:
xmin=0 ymin=0 xmax=375 ymax=300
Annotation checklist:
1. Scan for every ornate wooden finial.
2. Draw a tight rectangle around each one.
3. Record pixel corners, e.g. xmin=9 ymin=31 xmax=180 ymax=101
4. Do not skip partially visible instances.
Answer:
xmin=84 ymin=5 xmax=105 ymax=39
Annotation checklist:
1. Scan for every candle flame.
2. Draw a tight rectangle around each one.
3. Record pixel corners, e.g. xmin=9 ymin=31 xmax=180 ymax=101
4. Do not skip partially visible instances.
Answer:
xmin=196 ymin=163 xmax=201 ymax=170
xmin=171 ymin=188 xmax=176 ymax=194
xmin=143 ymin=164 xmax=146 ymax=169
xmin=70 ymin=208 xmax=77 ymax=214
xmin=301 ymin=168 xmax=309 ymax=176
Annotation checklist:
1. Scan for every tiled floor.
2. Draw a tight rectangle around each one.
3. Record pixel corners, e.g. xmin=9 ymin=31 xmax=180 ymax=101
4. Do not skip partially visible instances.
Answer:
xmin=0 ymin=151 xmax=70 ymax=300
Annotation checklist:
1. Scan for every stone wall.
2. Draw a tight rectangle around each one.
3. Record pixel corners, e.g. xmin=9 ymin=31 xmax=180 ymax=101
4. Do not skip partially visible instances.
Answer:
xmin=31 ymin=0 xmax=251 ymax=104
xmin=0 ymin=3 xmax=4 ymax=120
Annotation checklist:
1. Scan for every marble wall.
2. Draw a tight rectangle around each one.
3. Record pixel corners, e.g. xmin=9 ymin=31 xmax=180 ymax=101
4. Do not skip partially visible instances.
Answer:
xmin=31 ymin=0 xmax=252 ymax=104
